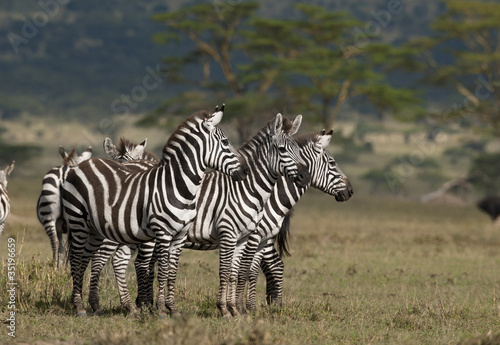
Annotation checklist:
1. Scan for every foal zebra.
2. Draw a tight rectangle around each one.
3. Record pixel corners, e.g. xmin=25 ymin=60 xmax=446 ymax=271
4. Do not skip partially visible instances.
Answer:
xmin=61 ymin=106 xmax=247 ymax=316
xmin=0 ymin=161 xmax=15 ymax=236
xmin=36 ymin=147 xmax=92 ymax=267
xmin=136 ymin=113 xmax=312 ymax=318
xmin=235 ymin=130 xmax=353 ymax=313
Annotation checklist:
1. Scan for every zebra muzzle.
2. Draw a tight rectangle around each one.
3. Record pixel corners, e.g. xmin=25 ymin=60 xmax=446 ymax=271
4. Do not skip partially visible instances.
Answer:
xmin=335 ymin=178 xmax=354 ymax=202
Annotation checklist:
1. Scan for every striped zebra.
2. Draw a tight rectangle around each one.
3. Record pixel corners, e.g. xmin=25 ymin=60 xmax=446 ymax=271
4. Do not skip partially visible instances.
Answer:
xmin=135 ymin=113 xmax=312 ymax=318
xmin=103 ymin=137 xmax=159 ymax=163
xmin=88 ymin=137 xmax=159 ymax=315
xmin=0 ymin=161 xmax=15 ymax=236
xmin=36 ymin=147 xmax=92 ymax=267
xmin=61 ymin=106 xmax=247 ymax=317
xmin=234 ymin=129 xmax=354 ymax=314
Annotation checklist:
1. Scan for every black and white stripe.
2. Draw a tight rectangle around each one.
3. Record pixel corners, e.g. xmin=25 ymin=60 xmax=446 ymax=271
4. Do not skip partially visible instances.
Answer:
xmin=0 ymin=161 xmax=15 ymax=236
xmin=62 ymin=107 xmax=246 ymax=317
xmin=36 ymin=148 xmax=92 ymax=267
xmin=88 ymin=137 xmax=159 ymax=315
xmin=234 ymin=129 xmax=353 ymax=313
xmin=135 ymin=113 xmax=311 ymax=318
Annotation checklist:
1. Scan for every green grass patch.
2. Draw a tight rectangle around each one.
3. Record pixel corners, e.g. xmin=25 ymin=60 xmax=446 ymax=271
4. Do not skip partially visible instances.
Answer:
xmin=1 ymin=185 xmax=499 ymax=344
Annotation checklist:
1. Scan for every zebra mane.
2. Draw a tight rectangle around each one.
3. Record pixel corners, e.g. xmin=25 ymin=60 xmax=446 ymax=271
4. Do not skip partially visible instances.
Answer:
xmin=117 ymin=137 xmax=160 ymax=162
xmin=240 ymin=115 xmax=296 ymax=150
xmin=62 ymin=149 xmax=79 ymax=167
xmin=161 ymin=110 xmax=207 ymax=160
xmin=281 ymin=116 xmax=296 ymax=134
xmin=294 ymin=132 xmax=321 ymax=148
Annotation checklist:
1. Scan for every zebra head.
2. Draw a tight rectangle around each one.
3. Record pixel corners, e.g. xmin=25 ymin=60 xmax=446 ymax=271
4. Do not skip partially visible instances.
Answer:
xmin=61 ymin=147 xmax=92 ymax=167
xmin=103 ymin=137 xmax=159 ymax=162
xmin=0 ymin=161 xmax=14 ymax=190
xmin=269 ymin=113 xmax=310 ymax=187
xmin=203 ymin=104 xmax=248 ymax=181
xmin=297 ymin=129 xmax=353 ymax=202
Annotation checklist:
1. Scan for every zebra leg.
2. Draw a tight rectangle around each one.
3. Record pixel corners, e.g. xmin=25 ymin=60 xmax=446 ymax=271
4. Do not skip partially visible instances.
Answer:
xmin=216 ymin=234 xmax=237 ymax=319
xmin=246 ymin=249 xmax=264 ymax=312
xmin=68 ymin=230 xmax=90 ymax=317
xmin=164 ymin=234 xmax=186 ymax=317
xmin=88 ymin=240 xmax=118 ymax=315
xmin=235 ymin=233 xmax=263 ymax=315
xmin=227 ymin=240 xmax=247 ymax=317
xmin=154 ymin=233 xmax=171 ymax=317
xmin=261 ymin=244 xmax=284 ymax=306
xmin=112 ymin=244 xmax=136 ymax=316
xmin=134 ymin=241 xmax=155 ymax=310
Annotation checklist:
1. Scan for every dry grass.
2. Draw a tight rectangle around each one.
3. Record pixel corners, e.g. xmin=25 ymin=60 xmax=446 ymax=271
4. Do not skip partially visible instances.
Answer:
xmin=0 ymin=178 xmax=499 ymax=344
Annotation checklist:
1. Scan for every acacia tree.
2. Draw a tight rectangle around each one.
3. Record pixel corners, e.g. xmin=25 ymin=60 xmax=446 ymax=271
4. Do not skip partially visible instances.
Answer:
xmin=150 ymin=2 xmax=419 ymax=137
xmin=408 ymin=0 xmax=500 ymax=135
xmin=280 ymin=4 xmax=420 ymax=130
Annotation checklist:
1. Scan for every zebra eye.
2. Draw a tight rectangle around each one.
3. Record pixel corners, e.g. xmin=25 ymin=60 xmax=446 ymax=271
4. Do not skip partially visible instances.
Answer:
xmin=278 ymin=146 xmax=287 ymax=153
xmin=221 ymin=139 xmax=229 ymax=146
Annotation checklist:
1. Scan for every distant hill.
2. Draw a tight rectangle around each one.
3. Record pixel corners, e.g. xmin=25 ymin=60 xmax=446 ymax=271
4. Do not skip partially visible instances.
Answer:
xmin=0 ymin=0 xmax=444 ymax=122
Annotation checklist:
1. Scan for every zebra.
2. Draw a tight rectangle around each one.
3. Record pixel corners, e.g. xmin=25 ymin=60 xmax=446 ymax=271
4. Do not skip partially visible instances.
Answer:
xmin=102 ymin=137 xmax=159 ymax=163
xmin=0 ymin=161 xmax=15 ymax=236
xmin=88 ymin=136 xmax=160 ymax=315
xmin=234 ymin=129 xmax=354 ymax=314
xmin=61 ymin=106 xmax=247 ymax=317
xmin=135 ymin=113 xmax=312 ymax=318
xmin=36 ymin=147 xmax=92 ymax=267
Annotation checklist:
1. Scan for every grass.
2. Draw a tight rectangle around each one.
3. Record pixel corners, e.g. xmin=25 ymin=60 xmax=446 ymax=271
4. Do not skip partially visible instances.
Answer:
xmin=1 ymin=179 xmax=500 ymax=344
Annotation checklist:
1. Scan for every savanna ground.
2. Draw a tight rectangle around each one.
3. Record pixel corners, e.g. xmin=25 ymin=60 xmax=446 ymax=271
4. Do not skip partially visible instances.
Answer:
xmin=0 ymin=175 xmax=499 ymax=345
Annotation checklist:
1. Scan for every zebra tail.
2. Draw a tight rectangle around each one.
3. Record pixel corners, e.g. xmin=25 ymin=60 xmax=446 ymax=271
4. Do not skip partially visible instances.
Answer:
xmin=276 ymin=209 xmax=294 ymax=259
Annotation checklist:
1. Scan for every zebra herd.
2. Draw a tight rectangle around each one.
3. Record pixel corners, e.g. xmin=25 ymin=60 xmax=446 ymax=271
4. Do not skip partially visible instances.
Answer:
xmin=32 ymin=105 xmax=353 ymax=318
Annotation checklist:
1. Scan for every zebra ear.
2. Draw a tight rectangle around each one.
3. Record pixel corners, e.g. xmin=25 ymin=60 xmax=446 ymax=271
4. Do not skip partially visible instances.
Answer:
xmin=273 ymin=113 xmax=283 ymax=135
xmin=4 ymin=161 xmax=14 ymax=176
xmin=289 ymin=115 xmax=302 ymax=136
xmin=204 ymin=104 xmax=224 ymax=130
xmin=317 ymin=129 xmax=333 ymax=148
xmin=130 ymin=138 xmax=147 ymax=159
xmin=78 ymin=147 xmax=93 ymax=163
xmin=58 ymin=146 xmax=68 ymax=159
xmin=103 ymin=138 xmax=120 ymax=159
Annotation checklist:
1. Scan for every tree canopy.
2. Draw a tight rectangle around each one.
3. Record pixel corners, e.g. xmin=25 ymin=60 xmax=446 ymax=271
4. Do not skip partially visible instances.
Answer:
xmin=150 ymin=2 xmax=420 ymax=139
xmin=408 ymin=0 xmax=500 ymax=135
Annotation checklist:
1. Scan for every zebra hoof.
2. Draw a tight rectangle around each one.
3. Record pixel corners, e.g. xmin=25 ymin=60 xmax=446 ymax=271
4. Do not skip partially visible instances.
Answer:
xmin=171 ymin=311 xmax=182 ymax=319
xmin=77 ymin=311 xmax=87 ymax=317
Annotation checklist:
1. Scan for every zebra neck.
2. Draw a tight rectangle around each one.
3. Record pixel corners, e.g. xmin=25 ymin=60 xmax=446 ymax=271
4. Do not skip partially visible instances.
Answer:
xmin=280 ymin=177 xmax=309 ymax=211
xmin=239 ymin=137 xmax=280 ymax=200
xmin=159 ymin=147 xmax=205 ymax=194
